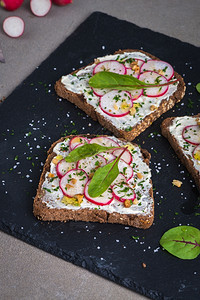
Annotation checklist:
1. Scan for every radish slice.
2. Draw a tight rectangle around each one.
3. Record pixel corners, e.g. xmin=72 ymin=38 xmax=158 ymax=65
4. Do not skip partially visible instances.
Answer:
xmin=112 ymin=181 xmax=136 ymax=202
xmin=126 ymin=68 xmax=139 ymax=78
xmin=193 ymin=145 xmax=200 ymax=160
xmin=3 ymin=16 xmax=25 ymax=38
xmin=100 ymin=152 xmax=116 ymax=163
xmin=182 ymin=125 xmax=200 ymax=145
xmin=123 ymin=58 xmax=144 ymax=69
xmin=69 ymin=136 xmax=89 ymax=151
xmin=112 ymin=173 xmax=128 ymax=185
xmin=139 ymin=71 xmax=168 ymax=97
xmin=118 ymin=159 xmax=133 ymax=181
xmin=59 ymin=169 xmax=88 ymax=197
xmin=30 ymin=0 xmax=52 ymax=17
xmin=77 ymin=154 xmax=107 ymax=176
xmin=100 ymin=90 xmax=133 ymax=117
xmin=89 ymin=136 xmax=119 ymax=148
xmin=93 ymin=60 xmax=126 ymax=75
xmin=56 ymin=159 xmax=76 ymax=178
xmin=92 ymin=87 xmax=110 ymax=97
xmin=129 ymin=89 xmax=143 ymax=101
xmin=140 ymin=60 xmax=174 ymax=81
xmin=84 ymin=180 xmax=114 ymax=206
xmin=112 ymin=148 xmax=132 ymax=165
xmin=124 ymin=59 xmax=144 ymax=77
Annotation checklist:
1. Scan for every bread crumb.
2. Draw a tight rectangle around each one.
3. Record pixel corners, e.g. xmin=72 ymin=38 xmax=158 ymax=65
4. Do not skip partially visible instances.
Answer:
xmin=172 ymin=179 xmax=183 ymax=187
xmin=124 ymin=200 xmax=131 ymax=208
xmin=142 ymin=263 xmax=146 ymax=268
xmin=150 ymin=105 xmax=158 ymax=111
xmin=132 ymin=199 xmax=139 ymax=205
xmin=137 ymin=172 xmax=143 ymax=179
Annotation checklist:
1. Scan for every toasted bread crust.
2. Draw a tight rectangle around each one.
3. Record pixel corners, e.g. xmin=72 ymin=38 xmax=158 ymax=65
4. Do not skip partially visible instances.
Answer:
xmin=33 ymin=135 xmax=154 ymax=229
xmin=161 ymin=114 xmax=200 ymax=191
xmin=55 ymin=49 xmax=186 ymax=141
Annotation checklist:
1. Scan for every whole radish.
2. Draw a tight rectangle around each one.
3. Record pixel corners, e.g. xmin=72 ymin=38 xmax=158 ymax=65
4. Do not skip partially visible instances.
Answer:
xmin=3 ymin=16 xmax=25 ymax=38
xmin=52 ymin=0 xmax=72 ymax=5
xmin=0 ymin=0 xmax=24 ymax=11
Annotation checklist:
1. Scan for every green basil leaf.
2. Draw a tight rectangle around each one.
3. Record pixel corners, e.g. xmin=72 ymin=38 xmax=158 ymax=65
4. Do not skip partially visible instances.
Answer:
xmin=88 ymin=71 xmax=178 ymax=91
xmin=196 ymin=82 xmax=200 ymax=94
xmin=160 ymin=226 xmax=200 ymax=260
xmin=65 ymin=143 xmax=115 ymax=162
xmin=88 ymin=147 xmax=127 ymax=197
xmin=89 ymin=71 xmax=145 ymax=90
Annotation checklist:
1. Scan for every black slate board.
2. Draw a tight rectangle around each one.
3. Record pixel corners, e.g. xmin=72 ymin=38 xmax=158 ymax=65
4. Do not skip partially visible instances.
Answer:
xmin=0 ymin=12 xmax=200 ymax=300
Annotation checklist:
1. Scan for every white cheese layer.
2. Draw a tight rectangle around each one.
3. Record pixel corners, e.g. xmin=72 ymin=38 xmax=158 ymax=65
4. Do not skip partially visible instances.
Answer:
xmin=41 ymin=136 xmax=153 ymax=216
xmin=61 ymin=52 xmax=178 ymax=131
xmin=169 ymin=116 xmax=200 ymax=173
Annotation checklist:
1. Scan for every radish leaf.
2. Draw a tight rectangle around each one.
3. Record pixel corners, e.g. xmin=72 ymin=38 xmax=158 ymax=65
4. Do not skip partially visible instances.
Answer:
xmin=88 ymin=148 xmax=127 ymax=197
xmin=196 ymin=83 xmax=200 ymax=94
xmin=160 ymin=226 xmax=200 ymax=259
xmin=65 ymin=143 xmax=115 ymax=162
xmin=89 ymin=71 xmax=178 ymax=91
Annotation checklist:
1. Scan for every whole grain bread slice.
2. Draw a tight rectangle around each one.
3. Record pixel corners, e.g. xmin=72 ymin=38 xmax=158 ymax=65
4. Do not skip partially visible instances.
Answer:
xmin=161 ymin=114 xmax=200 ymax=191
xmin=33 ymin=134 xmax=154 ymax=229
xmin=55 ymin=49 xmax=186 ymax=141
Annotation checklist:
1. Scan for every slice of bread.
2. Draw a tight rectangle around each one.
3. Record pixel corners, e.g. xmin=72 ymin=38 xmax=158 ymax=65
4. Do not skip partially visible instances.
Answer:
xmin=55 ymin=49 xmax=185 ymax=141
xmin=161 ymin=114 xmax=200 ymax=190
xmin=33 ymin=135 xmax=154 ymax=229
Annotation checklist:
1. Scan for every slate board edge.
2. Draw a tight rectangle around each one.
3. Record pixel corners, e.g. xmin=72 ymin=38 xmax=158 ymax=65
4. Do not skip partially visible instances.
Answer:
xmin=0 ymin=219 xmax=165 ymax=300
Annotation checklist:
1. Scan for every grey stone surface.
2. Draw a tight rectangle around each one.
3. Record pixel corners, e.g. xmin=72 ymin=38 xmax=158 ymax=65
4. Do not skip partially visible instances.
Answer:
xmin=0 ymin=0 xmax=199 ymax=299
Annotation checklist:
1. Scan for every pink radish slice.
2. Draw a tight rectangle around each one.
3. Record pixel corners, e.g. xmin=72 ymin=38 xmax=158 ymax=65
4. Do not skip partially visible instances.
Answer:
xmin=123 ymin=58 xmax=145 ymax=69
xmin=3 ymin=16 xmax=24 ymax=38
xmin=100 ymin=152 xmax=116 ymax=163
xmin=139 ymin=71 xmax=168 ymax=97
xmin=126 ymin=68 xmax=139 ymax=78
xmin=56 ymin=159 xmax=76 ymax=178
xmin=30 ymin=0 xmax=52 ymax=17
xmin=93 ymin=60 xmax=126 ymax=75
xmin=193 ymin=145 xmax=200 ymax=160
xmin=112 ymin=148 xmax=132 ymax=165
xmin=59 ymin=168 xmax=88 ymax=197
xmin=182 ymin=125 xmax=200 ymax=145
xmin=140 ymin=60 xmax=174 ymax=81
xmin=100 ymin=90 xmax=133 ymax=117
xmin=92 ymin=87 xmax=110 ymax=97
xmin=112 ymin=173 xmax=128 ymax=185
xmin=84 ymin=180 xmax=114 ymax=206
xmin=112 ymin=181 xmax=136 ymax=202
xmin=89 ymin=136 xmax=119 ymax=148
xmin=118 ymin=159 xmax=133 ymax=181
xmin=69 ymin=136 xmax=89 ymax=151
xmin=129 ymin=89 xmax=143 ymax=101
xmin=77 ymin=154 xmax=107 ymax=176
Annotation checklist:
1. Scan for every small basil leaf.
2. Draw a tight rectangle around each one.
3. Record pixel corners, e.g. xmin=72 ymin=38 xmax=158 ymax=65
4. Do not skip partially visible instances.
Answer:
xmin=88 ymin=147 xmax=127 ymax=197
xmin=196 ymin=82 xmax=200 ymax=94
xmin=160 ymin=226 xmax=200 ymax=260
xmin=65 ymin=143 xmax=115 ymax=162
xmin=88 ymin=71 xmax=178 ymax=91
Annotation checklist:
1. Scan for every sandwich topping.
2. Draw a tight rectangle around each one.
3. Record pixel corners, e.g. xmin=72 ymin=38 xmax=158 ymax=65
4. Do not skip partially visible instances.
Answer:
xmin=169 ymin=116 xmax=200 ymax=173
xmin=41 ymin=136 xmax=153 ymax=216
xmin=61 ymin=51 xmax=178 ymax=131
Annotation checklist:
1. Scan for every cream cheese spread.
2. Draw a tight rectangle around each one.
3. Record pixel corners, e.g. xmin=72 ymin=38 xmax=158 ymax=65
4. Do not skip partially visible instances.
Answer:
xmin=169 ymin=116 xmax=200 ymax=173
xmin=61 ymin=52 xmax=178 ymax=131
xmin=41 ymin=136 xmax=153 ymax=216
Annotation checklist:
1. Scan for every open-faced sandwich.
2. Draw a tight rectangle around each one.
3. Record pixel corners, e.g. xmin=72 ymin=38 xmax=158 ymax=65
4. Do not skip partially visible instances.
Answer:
xmin=55 ymin=49 xmax=185 ymax=141
xmin=33 ymin=135 xmax=154 ymax=228
xmin=161 ymin=114 xmax=200 ymax=191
